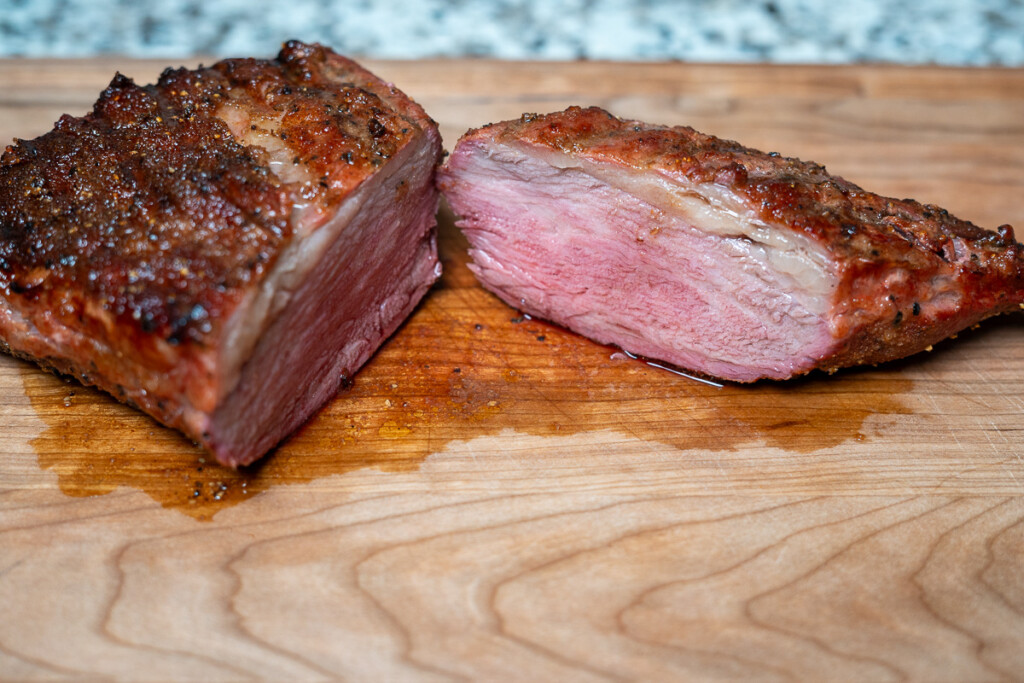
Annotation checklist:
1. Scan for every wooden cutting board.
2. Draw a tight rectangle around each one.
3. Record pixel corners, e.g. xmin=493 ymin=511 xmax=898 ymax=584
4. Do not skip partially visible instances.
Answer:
xmin=2 ymin=57 xmax=1024 ymax=681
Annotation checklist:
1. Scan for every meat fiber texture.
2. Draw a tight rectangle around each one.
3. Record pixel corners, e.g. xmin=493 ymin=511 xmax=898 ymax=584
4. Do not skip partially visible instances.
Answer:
xmin=438 ymin=106 xmax=1024 ymax=382
xmin=0 ymin=41 xmax=443 ymax=467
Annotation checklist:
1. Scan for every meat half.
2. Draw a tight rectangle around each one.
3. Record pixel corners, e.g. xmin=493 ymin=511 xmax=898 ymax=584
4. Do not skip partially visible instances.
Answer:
xmin=0 ymin=41 xmax=443 ymax=466
xmin=438 ymin=106 xmax=1023 ymax=382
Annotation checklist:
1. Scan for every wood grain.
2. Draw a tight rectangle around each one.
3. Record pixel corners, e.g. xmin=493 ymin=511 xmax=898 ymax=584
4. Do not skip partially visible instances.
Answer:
xmin=2 ymin=57 xmax=1024 ymax=681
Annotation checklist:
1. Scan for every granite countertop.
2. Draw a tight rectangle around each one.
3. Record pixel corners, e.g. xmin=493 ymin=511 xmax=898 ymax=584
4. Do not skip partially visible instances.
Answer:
xmin=1 ymin=0 xmax=1022 ymax=65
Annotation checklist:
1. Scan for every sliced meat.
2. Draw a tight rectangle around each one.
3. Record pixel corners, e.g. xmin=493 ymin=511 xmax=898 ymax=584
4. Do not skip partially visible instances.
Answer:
xmin=438 ymin=106 xmax=1023 ymax=382
xmin=0 ymin=41 xmax=443 ymax=466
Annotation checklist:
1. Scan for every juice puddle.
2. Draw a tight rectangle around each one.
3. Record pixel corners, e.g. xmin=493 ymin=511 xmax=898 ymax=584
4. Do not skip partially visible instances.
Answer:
xmin=24 ymin=214 xmax=912 ymax=520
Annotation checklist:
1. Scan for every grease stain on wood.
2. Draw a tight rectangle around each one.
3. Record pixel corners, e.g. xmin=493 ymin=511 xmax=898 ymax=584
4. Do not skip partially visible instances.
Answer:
xmin=21 ymin=215 xmax=911 ymax=520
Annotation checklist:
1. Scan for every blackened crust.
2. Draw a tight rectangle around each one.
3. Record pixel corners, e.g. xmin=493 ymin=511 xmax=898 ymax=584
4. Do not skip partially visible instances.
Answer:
xmin=0 ymin=41 xmax=431 ymax=356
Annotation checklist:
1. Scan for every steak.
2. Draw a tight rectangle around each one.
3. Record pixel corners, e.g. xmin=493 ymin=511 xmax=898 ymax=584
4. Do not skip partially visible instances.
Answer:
xmin=0 ymin=41 xmax=443 ymax=467
xmin=438 ymin=106 xmax=1023 ymax=382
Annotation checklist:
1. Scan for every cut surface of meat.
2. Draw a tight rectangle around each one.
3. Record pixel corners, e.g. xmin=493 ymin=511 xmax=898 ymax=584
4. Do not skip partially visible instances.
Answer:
xmin=438 ymin=106 xmax=1023 ymax=382
xmin=0 ymin=41 xmax=443 ymax=466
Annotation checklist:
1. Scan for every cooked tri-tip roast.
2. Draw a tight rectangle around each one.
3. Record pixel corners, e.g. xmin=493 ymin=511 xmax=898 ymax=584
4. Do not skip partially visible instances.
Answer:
xmin=438 ymin=106 xmax=1023 ymax=382
xmin=0 ymin=41 xmax=443 ymax=466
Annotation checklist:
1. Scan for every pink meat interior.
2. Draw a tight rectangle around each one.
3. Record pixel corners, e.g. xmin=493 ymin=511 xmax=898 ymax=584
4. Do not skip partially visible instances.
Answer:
xmin=444 ymin=140 xmax=841 ymax=382
xmin=205 ymin=136 xmax=440 ymax=466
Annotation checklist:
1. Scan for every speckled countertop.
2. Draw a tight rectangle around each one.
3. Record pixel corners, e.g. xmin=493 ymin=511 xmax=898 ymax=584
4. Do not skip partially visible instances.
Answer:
xmin=1 ymin=0 xmax=1023 ymax=64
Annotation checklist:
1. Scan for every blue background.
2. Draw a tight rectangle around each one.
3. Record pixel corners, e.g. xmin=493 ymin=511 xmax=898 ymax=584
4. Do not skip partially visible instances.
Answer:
xmin=1 ymin=0 xmax=1022 ymax=65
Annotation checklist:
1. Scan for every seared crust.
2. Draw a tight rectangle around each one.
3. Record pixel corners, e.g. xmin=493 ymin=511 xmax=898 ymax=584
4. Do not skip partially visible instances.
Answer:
xmin=0 ymin=74 xmax=289 ymax=356
xmin=0 ymin=41 xmax=429 ymax=355
xmin=462 ymin=106 xmax=1024 ymax=375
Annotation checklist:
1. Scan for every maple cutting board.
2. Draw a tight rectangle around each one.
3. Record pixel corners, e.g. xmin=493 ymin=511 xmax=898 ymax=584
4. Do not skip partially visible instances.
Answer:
xmin=2 ymin=57 xmax=1024 ymax=681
